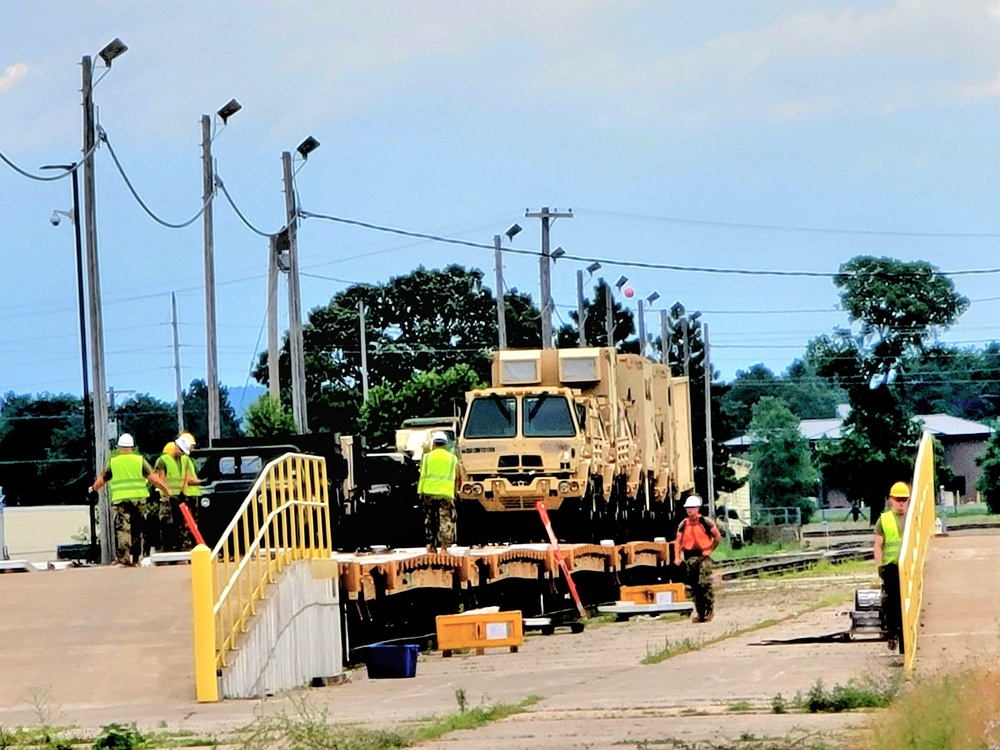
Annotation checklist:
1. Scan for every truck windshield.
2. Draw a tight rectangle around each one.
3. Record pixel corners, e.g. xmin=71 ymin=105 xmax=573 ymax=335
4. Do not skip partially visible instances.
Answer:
xmin=464 ymin=395 xmax=516 ymax=438
xmin=523 ymin=395 xmax=576 ymax=437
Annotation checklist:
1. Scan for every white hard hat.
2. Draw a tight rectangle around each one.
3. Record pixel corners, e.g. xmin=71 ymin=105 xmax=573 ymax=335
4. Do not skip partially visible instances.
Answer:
xmin=117 ymin=433 xmax=134 ymax=448
xmin=175 ymin=436 xmax=192 ymax=455
xmin=431 ymin=431 xmax=448 ymax=444
xmin=684 ymin=495 xmax=703 ymax=509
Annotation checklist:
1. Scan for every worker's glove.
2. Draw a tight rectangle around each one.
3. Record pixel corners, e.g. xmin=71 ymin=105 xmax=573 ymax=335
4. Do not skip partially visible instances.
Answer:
xmin=87 ymin=487 xmax=98 ymax=501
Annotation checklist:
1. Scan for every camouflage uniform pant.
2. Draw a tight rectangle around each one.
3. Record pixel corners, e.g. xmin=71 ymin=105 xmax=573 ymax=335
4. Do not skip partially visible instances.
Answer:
xmin=683 ymin=554 xmax=715 ymax=620
xmin=113 ymin=500 xmax=146 ymax=566
xmin=422 ymin=494 xmax=456 ymax=550
xmin=154 ymin=496 xmax=195 ymax=552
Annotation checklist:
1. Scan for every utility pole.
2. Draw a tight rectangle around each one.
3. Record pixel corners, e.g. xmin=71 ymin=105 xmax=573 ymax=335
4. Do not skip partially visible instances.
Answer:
xmin=171 ymin=293 xmax=185 ymax=433
xmin=493 ymin=234 xmax=507 ymax=350
xmin=358 ymin=301 xmax=369 ymax=403
xmin=703 ymin=323 xmax=717 ymax=524
xmin=637 ymin=302 xmax=647 ymax=359
xmin=576 ymin=270 xmax=587 ymax=347
xmin=525 ymin=207 xmax=572 ymax=348
xmin=201 ymin=115 xmax=221 ymax=444
xmin=81 ymin=54 xmax=112 ymax=565
xmin=267 ymin=234 xmax=281 ymax=401
xmin=281 ymin=152 xmax=308 ymax=433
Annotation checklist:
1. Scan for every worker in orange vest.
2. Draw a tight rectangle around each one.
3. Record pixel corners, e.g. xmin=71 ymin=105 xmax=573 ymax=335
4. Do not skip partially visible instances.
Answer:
xmin=674 ymin=495 xmax=722 ymax=623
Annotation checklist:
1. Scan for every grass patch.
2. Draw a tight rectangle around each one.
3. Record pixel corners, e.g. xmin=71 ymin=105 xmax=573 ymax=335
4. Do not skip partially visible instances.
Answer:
xmin=760 ymin=558 xmax=872 ymax=580
xmin=234 ymin=693 xmax=540 ymax=750
xmin=727 ymin=700 xmax=752 ymax=712
xmin=641 ymin=635 xmax=700 ymax=664
xmin=855 ymin=668 xmax=1000 ymax=750
xmin=800 ymin=676 xmax=899 ymax=713
xmin=714 ymin=539 xmax=799 ymax=561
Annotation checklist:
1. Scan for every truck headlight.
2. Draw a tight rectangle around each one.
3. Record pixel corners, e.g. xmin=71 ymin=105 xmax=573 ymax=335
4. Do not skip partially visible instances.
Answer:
xmin=200 ymin=497 xmax=210 ymax=508
xmin=558 ymin=481 xmax=571 ymax=493
xmin=471 ymin=484 xmax=484 ymax=495
xmin=462 ymin=484 xmax=473 ymax=494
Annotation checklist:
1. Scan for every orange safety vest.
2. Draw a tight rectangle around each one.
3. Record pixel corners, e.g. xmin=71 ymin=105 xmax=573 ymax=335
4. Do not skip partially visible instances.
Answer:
xmin=680 ymin=516 xmax=714 ymax=552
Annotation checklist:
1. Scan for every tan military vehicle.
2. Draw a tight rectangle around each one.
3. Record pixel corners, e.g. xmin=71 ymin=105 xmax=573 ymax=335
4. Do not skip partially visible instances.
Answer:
xmin=456 ymin=347 xmax=694 ymax=543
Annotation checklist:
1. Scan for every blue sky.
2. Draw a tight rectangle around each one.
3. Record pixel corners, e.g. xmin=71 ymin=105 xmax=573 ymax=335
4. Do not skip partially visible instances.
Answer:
xmin=1 ymin=1 xmax=998 ymax=415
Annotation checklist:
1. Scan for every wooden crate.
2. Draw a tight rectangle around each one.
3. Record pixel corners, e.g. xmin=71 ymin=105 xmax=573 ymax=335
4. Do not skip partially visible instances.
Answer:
xmin=619 ymin=582 xmax=686 ymax=605
xmin=436 ymin=610 xmax=523 ymax=656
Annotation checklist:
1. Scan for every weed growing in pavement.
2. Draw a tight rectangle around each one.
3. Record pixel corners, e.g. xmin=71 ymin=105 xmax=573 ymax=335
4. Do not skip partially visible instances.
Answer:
xmin=855 ymin=668 xmax=1000 ymax=750
xmin=641 ymin=635 xmax=699 ymax=664
xmin=771 ymin=693 xmax=788 ymax=714
xmin=92 ymin=723 xmax=145 ymax=750
xmin=454 ymin=688 xmax=467 ymax=714
xmin=234 ymin=693 xmax=540 ymax=750
xmin=799 ymin=676 xmax=899 ymax=713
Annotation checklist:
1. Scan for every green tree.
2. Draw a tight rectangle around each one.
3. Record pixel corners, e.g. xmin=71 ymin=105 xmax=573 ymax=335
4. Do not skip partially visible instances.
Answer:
xmin=975 ymin=421 xmax=1000 ymax=513
xmin=814 ymin=256 xmax=969 ymax=520
xmin=180 ymin=379 xmax=242 ymax=442
xmin=555 ymin=279 xmax=636 ymax=349
xmin=0 ymin=392 xmax=87 ymax=506
xmin=901 ymin=343 xmax=1000 ymax=422
xmin=255 ymin=265 xmax=541 ymax=435
xmin=358 ymin=364 xmax=487 ymax=448
xmin=114 ymin=394 xmax=176 ymax=457
xmin=747 ymin=397 xmax=818 ymax=523
xmin=244 ymin=395 xmax=297 ymax=438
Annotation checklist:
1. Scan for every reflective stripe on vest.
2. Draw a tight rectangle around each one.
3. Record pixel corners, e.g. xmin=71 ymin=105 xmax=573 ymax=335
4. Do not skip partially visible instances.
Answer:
xmin=418 ymin=448 xmax=457 ymax=498
xmin=158 ymin=453 xmax=184 ymax=497
xmin=680 ymin=517 xmax=713 ymax=552
xmin=109 ymin=453 xmax=148 ymax=504
xmin=182 ymin=455 xmax=201 ymax=497
xmin=880 ymin=510 xmax=902 ymax=565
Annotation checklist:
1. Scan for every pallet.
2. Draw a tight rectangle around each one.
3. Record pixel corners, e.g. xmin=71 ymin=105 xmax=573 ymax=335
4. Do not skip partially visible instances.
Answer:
xmin=597 ymin=601 xmax=694 ymax=621
xmin=524 ymin=616 xmax=585 ymax=636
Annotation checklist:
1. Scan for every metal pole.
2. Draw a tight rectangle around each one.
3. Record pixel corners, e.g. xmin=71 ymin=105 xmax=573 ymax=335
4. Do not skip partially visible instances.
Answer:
xmin=67 ymin=166 xmax=94 ymax=484
xmin=683 ymin=317 xmax=691 ymax=378
xmin=493 ymin=234 xmax=507 ymax=350
xmin=703 ymin=323 xmax=717 ymax=523
xmin=637 ymin=302 xmax=647 ymax=359
xmin=660 ymin=310 xmax=669 ymax=365
xmin=282 ymin=151 xmax=308 ymax=433
xmin=267 ymin=235 xmax=280 ymax=400
xmin=576 ymin=269 xmax=586 ymax=347
xmin=201 ymin=115 xmax=221 ymax=444
xmin=81 ymin=55 xmax=112 ymax=564
xmin=605 ymin=283 xmax=614 ymax=348
xmin=358 ymin=301 xmax=369 ymax=403
xmin=171 ymin=292 xmax=185 ymax=433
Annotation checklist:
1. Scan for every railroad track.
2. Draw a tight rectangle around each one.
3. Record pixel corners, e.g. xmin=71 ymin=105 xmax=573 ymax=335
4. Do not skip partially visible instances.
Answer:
xmin=719 ymin=546 xmax=872 ymax=580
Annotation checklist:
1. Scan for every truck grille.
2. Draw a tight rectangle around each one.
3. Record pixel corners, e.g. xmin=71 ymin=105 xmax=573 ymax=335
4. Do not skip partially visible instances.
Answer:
xmin=498 ymin=454 xmax=543 ymax=470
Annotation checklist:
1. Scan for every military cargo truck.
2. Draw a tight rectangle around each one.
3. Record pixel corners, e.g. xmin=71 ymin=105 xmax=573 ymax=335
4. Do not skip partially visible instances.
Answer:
xmin=455 ymin=347 xmax=694 ymax=543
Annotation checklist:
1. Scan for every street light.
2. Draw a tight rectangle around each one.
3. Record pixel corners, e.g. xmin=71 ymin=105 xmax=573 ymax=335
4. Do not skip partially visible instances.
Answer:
xmin=202 ymin=99 xmax=242 ymax=444
xmin=82 ymin=39 xmax=127 ymax=564
xmin=637 ymin=291 xmax=660 ymax=359
xmin=41 ymin=162 xmax=97 ymax=559
xmin=576 ymin=262 xmax=602 ymax=347
xmin=281 ymin=138 xmax=321 ymax=432
xmin=494 ymin=223 xmax=522 ymax=350
xmin=683 ymin=310 xmax=702 ymax=378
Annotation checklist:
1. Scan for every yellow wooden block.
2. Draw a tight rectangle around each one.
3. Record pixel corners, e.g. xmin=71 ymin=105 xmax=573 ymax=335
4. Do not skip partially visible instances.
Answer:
xmin=619 ymin=582 xmax=686 ymax=604
xmin=436 ymin=610 xmax=523 ymax=655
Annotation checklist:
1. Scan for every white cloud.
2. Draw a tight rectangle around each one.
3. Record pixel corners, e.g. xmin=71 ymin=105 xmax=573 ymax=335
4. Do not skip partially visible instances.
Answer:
xmin=955 ymin=75 xmax=1000 ymax=100
xmin=0 ymin=62 xmax=28 ymax=93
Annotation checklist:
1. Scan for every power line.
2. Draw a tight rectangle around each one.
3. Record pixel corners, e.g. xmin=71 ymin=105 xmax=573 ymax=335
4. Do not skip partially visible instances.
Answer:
xmin=100 ymin=128 xmax=210 ymax=229
xmin=577 ymin=208 xmax=1000 ymax=239
xmin=299 ymin=209 xmax=1000 ymax=278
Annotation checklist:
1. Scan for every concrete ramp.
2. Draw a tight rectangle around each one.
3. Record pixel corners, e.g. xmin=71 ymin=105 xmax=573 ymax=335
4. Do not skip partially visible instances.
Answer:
xmin=0 ymin=566 xmax=194 ymax=713
xmin=917 ymin=530 xmax=1000 ymax=673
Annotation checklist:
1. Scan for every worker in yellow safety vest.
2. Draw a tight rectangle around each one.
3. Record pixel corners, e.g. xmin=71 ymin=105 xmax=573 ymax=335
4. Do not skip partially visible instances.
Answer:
xmin=90 ymin=433 xmax=170 ymax=566
xmin=154 ymin=436 xmax=193 ymax=551
xmin=874 ymin=481 xmax=910 ymax=654
xmin=178 ymin=430 xmax=206 ymax=514
xmin=417 ymin=431 xmax=459 ymax=555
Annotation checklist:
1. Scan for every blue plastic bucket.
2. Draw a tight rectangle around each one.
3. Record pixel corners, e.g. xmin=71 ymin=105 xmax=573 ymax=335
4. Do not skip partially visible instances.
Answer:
xmin=365 ymin=643 xmax=419 ymax=679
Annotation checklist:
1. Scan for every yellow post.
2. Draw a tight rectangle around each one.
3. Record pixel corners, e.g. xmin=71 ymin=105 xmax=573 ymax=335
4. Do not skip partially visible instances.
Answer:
xmin=190 ymin=544 xmax=219 ymax=702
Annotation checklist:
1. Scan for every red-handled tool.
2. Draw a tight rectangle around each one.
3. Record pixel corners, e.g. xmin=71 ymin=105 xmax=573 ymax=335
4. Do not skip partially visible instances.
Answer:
xmin=536 ymin=501 xmax=586 ymax=619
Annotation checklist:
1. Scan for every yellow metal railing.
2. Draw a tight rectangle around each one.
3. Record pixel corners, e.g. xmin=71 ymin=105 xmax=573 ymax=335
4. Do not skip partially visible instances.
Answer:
xmin=190 ymin=452 xmax=333 ymax=702
xmin=899 ymin=431 xmax=936 ymax=678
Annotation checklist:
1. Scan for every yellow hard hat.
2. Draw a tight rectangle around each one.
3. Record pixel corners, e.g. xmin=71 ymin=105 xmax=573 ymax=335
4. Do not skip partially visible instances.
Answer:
xmin=888 ymin=481 xmax=911 ymax=499
xmin=179 ymin=431 xmax=196 ymax=447
xmin=163 ymin=441 xmax=175 ymax=454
